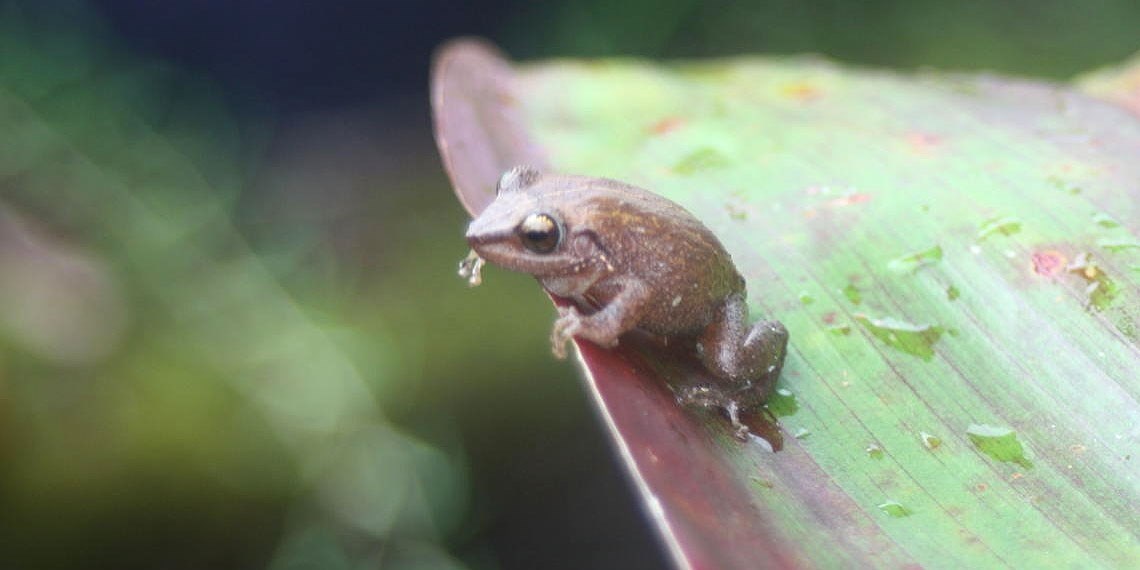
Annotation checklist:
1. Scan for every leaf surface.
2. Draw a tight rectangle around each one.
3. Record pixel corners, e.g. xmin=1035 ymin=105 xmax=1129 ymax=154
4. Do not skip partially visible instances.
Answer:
xmin=433 ymin=40 xmax=1140 ymax=569
xmin=1078 ymin=50 xmax=1140 ymax=117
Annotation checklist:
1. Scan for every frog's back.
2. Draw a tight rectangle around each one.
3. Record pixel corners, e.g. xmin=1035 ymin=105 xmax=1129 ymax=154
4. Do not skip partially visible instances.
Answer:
xmin=536 ymin=174 xmax=745 ymax=335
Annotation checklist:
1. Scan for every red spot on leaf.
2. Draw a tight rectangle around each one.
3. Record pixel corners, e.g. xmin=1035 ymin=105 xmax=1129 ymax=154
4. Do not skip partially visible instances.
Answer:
xmin=781 ymin=82 xmax=822 ymax=101
xmin=1031 ymin=250 xmax=1067 ymax=277
xmin=905 ymin=132 xmax=943 ymax=155
xmin=827 ymin=193 xmax=872 ymax=207
xmin=822 ymin=311 xmax=838 ymax=325
xmin=649 ymin=116 xmax=686 ymax=135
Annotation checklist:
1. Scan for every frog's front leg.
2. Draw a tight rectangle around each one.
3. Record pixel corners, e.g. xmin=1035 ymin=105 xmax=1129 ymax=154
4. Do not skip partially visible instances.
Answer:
xmin=550 ymin=277 xmax=651 ymax=358
xmin=697 ymin=293 xmax=788 ymax=395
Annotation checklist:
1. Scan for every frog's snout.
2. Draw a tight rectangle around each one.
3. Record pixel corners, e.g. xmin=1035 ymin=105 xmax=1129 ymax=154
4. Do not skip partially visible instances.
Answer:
xmin=464 ymin=215 xmax=506 ymax=250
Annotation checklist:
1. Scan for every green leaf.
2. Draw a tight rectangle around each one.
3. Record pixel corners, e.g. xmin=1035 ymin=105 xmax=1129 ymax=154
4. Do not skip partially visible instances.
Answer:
xmin=434 ymin=41 xmax=1140 ymax=568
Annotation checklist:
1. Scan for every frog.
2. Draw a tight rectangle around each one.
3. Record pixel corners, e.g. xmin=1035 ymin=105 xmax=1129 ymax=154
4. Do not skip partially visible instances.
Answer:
xmin=461 ymin=166 xmax=788 ymax=436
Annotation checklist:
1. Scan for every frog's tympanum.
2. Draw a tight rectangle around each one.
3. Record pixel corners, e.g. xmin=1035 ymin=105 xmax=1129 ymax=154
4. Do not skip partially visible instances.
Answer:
xmin=461 ymin=166 xmax=788 ymax=435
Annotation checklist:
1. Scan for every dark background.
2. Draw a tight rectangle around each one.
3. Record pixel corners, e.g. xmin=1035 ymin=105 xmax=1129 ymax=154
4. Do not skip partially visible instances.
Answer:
xmin=0 ymin=0 xmax=1136 ymax=568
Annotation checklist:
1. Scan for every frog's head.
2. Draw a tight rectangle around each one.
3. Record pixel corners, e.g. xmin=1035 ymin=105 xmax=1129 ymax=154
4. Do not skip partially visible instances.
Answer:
xmin=465 ymin=166 xmax=582 ymax=277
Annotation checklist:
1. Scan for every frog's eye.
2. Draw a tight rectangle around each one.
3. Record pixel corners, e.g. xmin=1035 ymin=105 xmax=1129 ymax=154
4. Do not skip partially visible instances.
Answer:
xmin=517 ymin=213 xmax=561 ymax=254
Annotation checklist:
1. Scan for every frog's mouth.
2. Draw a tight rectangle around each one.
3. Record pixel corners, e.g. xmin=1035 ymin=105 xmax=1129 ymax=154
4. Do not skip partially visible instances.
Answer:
xmin=466 ymin=231 xmax=582 ymax=277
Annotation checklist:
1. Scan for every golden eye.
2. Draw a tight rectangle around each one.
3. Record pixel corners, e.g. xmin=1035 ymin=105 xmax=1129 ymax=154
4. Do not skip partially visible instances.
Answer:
xmin=517 ymin=213 xmax=561 ymax=254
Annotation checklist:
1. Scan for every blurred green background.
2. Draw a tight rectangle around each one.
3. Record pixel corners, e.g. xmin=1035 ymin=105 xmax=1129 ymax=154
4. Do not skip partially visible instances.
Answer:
xmin=0 ymin=1 xmax=1135 ymax=568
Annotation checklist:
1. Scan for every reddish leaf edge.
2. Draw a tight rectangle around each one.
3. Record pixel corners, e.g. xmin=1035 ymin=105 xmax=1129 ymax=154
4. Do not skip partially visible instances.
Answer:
xmin=430 ymin=37 xmax=548 ymax=217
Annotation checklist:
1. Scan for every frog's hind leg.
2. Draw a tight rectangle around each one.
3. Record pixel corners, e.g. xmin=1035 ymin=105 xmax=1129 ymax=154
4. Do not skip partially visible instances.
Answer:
xmin=696 ymin=293 xmax=788 ymax=397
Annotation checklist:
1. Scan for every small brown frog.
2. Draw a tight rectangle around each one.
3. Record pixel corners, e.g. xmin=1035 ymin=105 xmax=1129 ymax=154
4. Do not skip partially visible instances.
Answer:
xmin=461 ymin=166 xmax=788 ymax=434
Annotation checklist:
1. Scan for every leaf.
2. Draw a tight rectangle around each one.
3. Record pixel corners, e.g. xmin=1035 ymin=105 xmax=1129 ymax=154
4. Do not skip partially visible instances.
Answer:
xmin=1077 ymin=50 xmax=1140 ymax=117
xmin=430 ymin=38 xmax=548 ymax=215
xmin=433 ymin=41 xmax=1140 ymax=568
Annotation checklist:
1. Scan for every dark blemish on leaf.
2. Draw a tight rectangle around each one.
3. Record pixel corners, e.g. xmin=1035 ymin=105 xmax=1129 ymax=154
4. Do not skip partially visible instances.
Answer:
xmin=843 ymin=282 xmax=862 ymax=305
xmin=878 ymin=501 xmax=913 ymax=518
xmin=866 ymin=443 xmax=885 ymax=459
xmin=1097 ymin=236 xmax=1140 ymax=252
xmin=1068 ymin=252 xmax=1119 ymax=311
xmin=1031 ymin=250 xmax=1067 ymax=277
xmin=856 ymin=314 xmax=944 ymax=361
xmin=920 ymin=431 xmax=943 ymax=450
xmin=673 ymin=147 xmax=729 ymax=175
xmin=977 ymin=216 xmax=1022 ymax=240
xmin=1047 ymin=175 xmax=1082 ymax=195
xmin=750 ymin=476 xmax=775 ymax=489
xmin=798 ymin=291 xmax=815 ymax=305
xmin=888 ymin=244 xmax=943 ymax=274
xmin=966 ymin=424 xmax=1034 ymax=469
xmin=1092 ymin=212 xmax=1120 ymax=229
xmin=946 ymin=285 xmax=961 ymax=301
xmin=822 ymin=312 xmax=853 ymax=335
xmin=765 ymin=387 xmax=799 ymax=417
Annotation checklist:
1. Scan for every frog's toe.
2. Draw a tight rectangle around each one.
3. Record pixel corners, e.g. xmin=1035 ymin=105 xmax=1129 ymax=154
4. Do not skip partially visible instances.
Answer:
xmin=550 ymin=311 xmax=582 ymax=359
xmin=550 ymin=331 xmax=573 ymax=359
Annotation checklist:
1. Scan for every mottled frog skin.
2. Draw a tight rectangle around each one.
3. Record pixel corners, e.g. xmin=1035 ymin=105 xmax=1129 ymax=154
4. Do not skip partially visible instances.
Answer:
xmin=464 ymin=166 xmax=788 ymax=431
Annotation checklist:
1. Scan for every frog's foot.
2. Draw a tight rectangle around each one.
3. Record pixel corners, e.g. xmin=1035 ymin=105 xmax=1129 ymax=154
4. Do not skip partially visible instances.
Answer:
xmin=457 ymin=250 xmax=485 ymax=287
xmin=675 ymin=383 xmax=751 ymax=440
xmin=551 ymin=304 xmax=624 ymax=358
xmin=723 ymin=400 xmax=750 ymax=441
xmin=697 ymin=294 xmax=789 ymax=397
xmin=551 ymin=306 xmax=582 ymax=359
